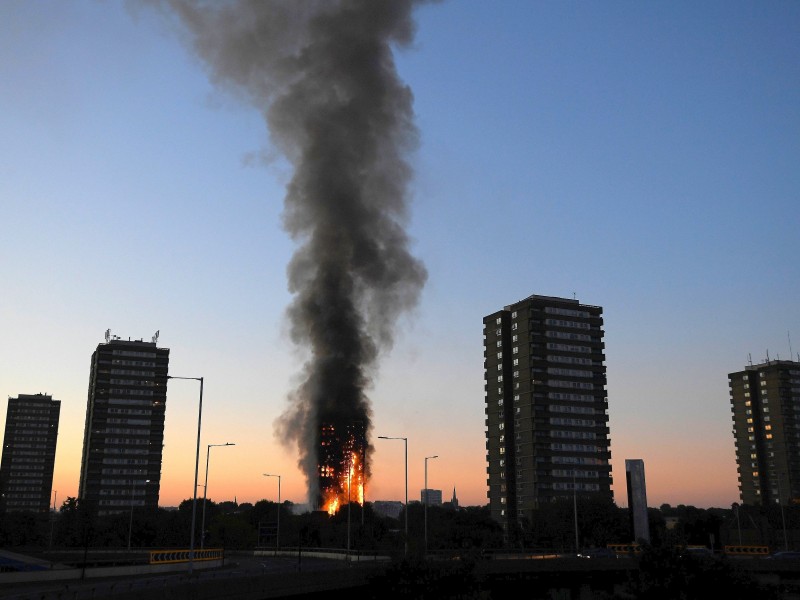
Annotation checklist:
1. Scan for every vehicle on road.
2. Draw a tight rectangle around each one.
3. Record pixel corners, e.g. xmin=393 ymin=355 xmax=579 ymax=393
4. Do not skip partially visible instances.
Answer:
xmin=577 ymin=547 xmax=616 ymax=559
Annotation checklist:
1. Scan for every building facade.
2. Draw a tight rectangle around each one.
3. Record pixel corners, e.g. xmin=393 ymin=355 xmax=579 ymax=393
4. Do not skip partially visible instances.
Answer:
xmin=730 ymin=359 xmax=800 ymax=506
xmin=0 ymin=393 xmax=60 ymax=513
xmin=483 ymin=294 xmax=612 ymax=541
xmin=78 ymin=333 xmax=169 ymax=515
xmin=421 ymin=488 xmax=443 ymax=505
xmin=625 ymin=458 xmax=650 ymax=543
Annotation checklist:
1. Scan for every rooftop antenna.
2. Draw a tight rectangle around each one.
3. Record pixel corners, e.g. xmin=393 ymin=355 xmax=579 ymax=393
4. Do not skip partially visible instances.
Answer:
xmin=748 ymin=353 xmax=753 ymax=366
xmin=152 ymin=330 xmax=160 ymax=344
xmin=766 ymin=349 xmax=770 ymax=362
xmin=789 ymin=331 xmax=794 ymax=363
xmin=105 ymin=329 xmax=111 ymax=343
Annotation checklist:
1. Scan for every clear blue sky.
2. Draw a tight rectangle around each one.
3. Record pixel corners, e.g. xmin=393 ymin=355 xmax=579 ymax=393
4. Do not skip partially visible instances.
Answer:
xmin=1 ymin=0 xmax=798 ymax=509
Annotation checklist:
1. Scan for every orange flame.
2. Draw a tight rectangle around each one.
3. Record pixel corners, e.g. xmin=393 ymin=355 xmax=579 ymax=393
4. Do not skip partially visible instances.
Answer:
xmin=322 ymin=449 xmax=365 ymax=515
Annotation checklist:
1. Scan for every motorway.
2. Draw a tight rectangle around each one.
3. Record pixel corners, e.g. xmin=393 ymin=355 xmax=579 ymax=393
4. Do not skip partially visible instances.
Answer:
xmin=0 ymin=553 xmax=385 ymax=600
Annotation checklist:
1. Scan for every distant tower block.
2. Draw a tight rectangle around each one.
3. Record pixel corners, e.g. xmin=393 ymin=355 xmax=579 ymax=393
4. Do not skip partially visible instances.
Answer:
xmin=626 ymin=459 xmax=650 ymax=544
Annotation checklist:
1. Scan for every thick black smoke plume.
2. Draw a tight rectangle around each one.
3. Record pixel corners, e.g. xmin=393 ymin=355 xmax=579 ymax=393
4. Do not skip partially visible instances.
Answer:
xmin=157 ymin=0 xmax=429 ymax=506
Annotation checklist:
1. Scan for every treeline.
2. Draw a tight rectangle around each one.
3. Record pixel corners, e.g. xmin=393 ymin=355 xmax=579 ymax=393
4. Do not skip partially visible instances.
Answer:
xmin=1 ymin=495 xmax=798 ymax=555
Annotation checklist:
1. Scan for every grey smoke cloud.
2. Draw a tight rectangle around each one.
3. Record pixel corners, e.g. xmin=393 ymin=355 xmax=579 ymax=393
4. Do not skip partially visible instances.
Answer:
xmin=156 ymin=0 xmax=429 ymax=506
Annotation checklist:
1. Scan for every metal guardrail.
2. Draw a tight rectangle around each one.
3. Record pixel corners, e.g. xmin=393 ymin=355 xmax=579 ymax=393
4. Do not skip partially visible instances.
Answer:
xmin=149 ymin=548 xmax=224 ymax=564
xmin=723 ymin=545 xmax=771 ymax=556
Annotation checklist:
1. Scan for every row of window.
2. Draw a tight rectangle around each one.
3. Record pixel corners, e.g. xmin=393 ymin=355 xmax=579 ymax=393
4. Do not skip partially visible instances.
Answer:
xmin=111 ymin=369 xmax=156 ymax=377
xmin=12 ymin=421 xmax=51 ymax=428
xmin=545 ymin=331 xmax=592 ymax=341
xmin=110 ymin=379 xmax=155 ymax=386
xmin=549 ymin=380 xmax=594 ymax=390
xmin=109 ymin=389 xmax=154 ymax=396
xmin=112 ymin=359 xmax=156 ymax=367
xmin=103 ymin=448 xmax=149 ymax=455
xmin=550 ymin=417 xmax=597 ymax=427
xmin=547 ymin=367 xmax=593 ymax=378
xmin=108 ymin=418 xmax=152 ymax=426
xmin=552 ymin=430 xmax=597 ymax=440
xmin=111 ymin=350 xmax=156 ymax=358
xmin=545 ymin=319 xmax=590 ymax=330
xmin=107 ymin=398 xmax=158 ymax=406
xmin=109 ymin=408 xmax=152 ymax=416
xmin=544 ymin=307 xmax=591 ymax=318
xmin=103 ymin=438 xmax=149 ymax=445
xmin=99 ymin=499 xmax=146 ymax=506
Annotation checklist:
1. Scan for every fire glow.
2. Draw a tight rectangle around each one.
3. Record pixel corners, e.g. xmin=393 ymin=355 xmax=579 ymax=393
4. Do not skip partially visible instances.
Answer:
xmin=319 ymin=424 xmax=365 ymax=516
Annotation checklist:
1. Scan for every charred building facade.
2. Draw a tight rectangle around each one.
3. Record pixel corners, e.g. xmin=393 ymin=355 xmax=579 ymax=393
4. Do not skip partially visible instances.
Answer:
xmin=730 ymin=359 xmax=800 ymax=506
xmin=483 ymin=294 xmax=613 ymax=541
xmin=0 ymin=393 xmax=60 ymax=513
xmin=78 ymin=334 xmax=169 ymax=515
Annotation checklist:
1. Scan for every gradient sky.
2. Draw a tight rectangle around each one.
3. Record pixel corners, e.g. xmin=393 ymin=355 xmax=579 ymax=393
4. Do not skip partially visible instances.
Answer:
xmin=1 ymin=0 xmax=798 ymax=510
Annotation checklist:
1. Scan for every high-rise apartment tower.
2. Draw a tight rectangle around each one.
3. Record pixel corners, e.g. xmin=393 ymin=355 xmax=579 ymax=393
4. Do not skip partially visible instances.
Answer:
xmin=0 ymin=393 xmax=60 ymax=513
xmin=729 ymin=358 xmax=800 ymax=506
xmin=78 ymin=333 xmax=169 ymax=515
xmin=483 ymin=294 xmax=613 ymax=541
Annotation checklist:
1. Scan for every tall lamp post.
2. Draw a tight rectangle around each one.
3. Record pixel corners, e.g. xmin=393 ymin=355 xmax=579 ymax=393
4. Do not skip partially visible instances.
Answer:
xmin=167 ymin=375 xmax=204 ymax=574
xmin=424 ymin=455 xmax=438 ymax=556
xmin=202 ymin=442 xmax=235 ymax=549
xmin=263 ymin=473 xmax=281 ymax=552
xmin=378 ymin=435 xmax=408 ymax=556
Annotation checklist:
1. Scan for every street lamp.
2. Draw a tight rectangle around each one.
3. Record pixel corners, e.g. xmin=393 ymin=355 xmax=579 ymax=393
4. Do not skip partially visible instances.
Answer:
xmin=128 ymin=476 xmax=150 ymax=551
xmin=202 ymin=443 xmax=235 ymax=549
xmin=167 ymin=375 xmax=204 ymax=574
xmin=263 ymin=474 xmax=281 ymax=552
xmin=424 ymin=455 xmax=438 ymax=556
xmin=378 ymin=435 xmax=408 ymax=556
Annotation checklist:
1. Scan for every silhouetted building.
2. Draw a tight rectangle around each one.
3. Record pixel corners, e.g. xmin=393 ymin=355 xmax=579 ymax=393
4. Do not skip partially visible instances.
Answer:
xmin=625 ymin=459 xmax=650 ymax=543
xmin=730 ymin=358 xmax=800 ymax=505
xmin=372 ymin=500 xmax=403 ymax=519
xmin=78 ymin=332 xmax=168 ymax=515
xmin=0 ymin=393 xmax=60 ymax=513
xmin=484 ymin=294 xmax=612 ymax=541
xmin=421 ymin=488 xmax=442 ymax=505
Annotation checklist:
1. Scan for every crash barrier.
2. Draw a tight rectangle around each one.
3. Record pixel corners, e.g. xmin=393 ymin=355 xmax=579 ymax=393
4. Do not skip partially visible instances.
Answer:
xmin=723 ymin=545 xmax=770 ymax=556
xmin=149 ymin=548 xmax=224 ymax=564
xmin=606 ymin=543 xmax=641 ymax=556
